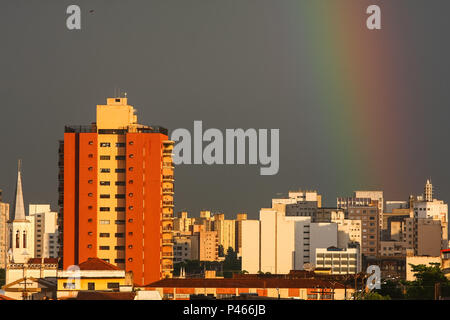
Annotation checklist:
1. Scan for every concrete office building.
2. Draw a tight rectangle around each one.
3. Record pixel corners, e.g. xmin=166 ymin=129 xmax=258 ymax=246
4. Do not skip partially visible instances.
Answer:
xmin=354 ymin=191 xmax=384 ymax=228
xmin=345 ymin=202 xmax=380 ymax=257
xmin=315 ymin=247 xmax=360 ymax=274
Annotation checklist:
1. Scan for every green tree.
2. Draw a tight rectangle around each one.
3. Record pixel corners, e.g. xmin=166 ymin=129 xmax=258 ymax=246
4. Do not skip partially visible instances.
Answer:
xmin=0 ymin=268 xmax=5 ymax=287
xmin=376 ymin=279 xmax=404 ymax=300
xmin=223 ymin=247 xmax=241 ymax=278
xmin=405 ymin=263 xmax=449 ymax=300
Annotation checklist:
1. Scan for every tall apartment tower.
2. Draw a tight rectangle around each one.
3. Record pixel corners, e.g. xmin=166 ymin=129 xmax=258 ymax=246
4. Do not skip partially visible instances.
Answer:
xmin=59 ymin=97 xmax=174 ymax=286
xmin=424 ymin=179 xmax=433 ymax=202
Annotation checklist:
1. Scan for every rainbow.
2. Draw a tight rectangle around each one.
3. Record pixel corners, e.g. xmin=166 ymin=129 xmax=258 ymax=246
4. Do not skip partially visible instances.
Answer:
xmin=285 ymin=1 xmax=415 ymax=195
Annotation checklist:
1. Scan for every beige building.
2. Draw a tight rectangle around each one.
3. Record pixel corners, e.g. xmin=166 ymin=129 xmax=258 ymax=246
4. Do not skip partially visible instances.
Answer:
xmin=2 ymin=258 xmax=58 ymax=300
xmin=406 ymin=255 xmax=441 ymax=281
xmin=213 ymin=214 xmax=236 ymax=253
xmin=416 ymin=218 xmax=442 ymax=256
xmin=173 ymin=211 xmax=195 ymax=233
xmin=191 ymin=230 xmax=218 ymax=262
xmin=0 ymin=191 xmax=9 ymax=269
xmin=235 ymin=213 xmax=247 ymax=256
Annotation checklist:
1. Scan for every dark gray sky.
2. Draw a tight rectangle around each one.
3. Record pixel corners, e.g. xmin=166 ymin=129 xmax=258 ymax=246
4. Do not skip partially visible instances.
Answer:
xmin=1 ymin=1 xmax=449 ymax=219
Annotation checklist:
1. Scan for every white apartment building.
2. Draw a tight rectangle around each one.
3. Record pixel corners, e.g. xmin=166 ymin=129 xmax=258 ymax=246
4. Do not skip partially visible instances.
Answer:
xmin=28 ymin=204 xmax=59 ymax=258
xmin=242 ymin=208 xmax=337 ymax=274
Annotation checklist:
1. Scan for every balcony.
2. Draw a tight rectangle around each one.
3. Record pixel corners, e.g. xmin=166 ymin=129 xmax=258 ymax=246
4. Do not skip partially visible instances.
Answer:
xmin=163 ymin=162 xmax=174 ymax=168
xmin=162 ymin=188 xmax=174 ymax=195
xmin=162 ymin=201 xmax=174 ymax=207
xmin=162 ymin=252 xmax=174 ymax=259
xmin=162 ymin=264 xmax=174 ymax=271
xmin=162 ymin=239 xmax=173 ymax=246
xmin=162 ymin=227 xmax=173 ymax=233
xmin=162 ymin=213 xmax=173 ymax=220
xmin=162 ymin=175 xmax=174 ymax=182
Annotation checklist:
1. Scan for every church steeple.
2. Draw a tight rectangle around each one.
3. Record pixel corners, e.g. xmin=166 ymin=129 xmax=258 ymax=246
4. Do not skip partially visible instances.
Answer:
xmin=12 ymin=160 xmax=26 ymax=221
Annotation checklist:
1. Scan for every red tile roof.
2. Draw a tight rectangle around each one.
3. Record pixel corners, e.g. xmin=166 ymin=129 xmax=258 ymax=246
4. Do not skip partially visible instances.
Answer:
xmin=77 ymin=258 xmax=121 ymax=271
xmin=0 ymin=294 xmax=15 ymax=300
xmin=75 ymin=291 xmax=136 ymax=300
xmin=145 ymin=278 xmax=346 ymax=289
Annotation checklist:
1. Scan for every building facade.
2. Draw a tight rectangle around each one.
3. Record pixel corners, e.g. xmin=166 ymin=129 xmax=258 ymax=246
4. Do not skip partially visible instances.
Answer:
xmin=59 ymin=97 xmax=174 ymax=285
xmin=0 ymin=191 xmax=9 ymax=269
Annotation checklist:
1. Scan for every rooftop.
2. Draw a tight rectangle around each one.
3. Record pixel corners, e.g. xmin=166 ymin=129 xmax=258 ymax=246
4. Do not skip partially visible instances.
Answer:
xmin=144 ymin=277 xmax=346 ymax=289
xmin=77 ymin=258 xmax=121 ymax=271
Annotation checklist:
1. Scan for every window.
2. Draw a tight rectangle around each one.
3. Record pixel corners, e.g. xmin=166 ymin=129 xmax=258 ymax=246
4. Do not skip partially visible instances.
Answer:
xmin=100 ymin=207 xmax=110 ymax=212
xmin=100 ymin=194 xmax=110 ymax=199
xmin=115 ymin=220 xmax=125 ymax=225
xmin=100 ymin=155 xmax=111 ymax=160
xmin=64 ymin=282 xmax=76 ymax=289
xmin=115 ymin=194 xmax=125 ymax=199
xmin=88 ymin=283 xmax=95 ymax=291
xmin=115 ymin=233 xmax=125 ymax=238
xmin=129 ymin=141 xmax=134 ymax=145
xmin=99 ymin=233 xmax=110 ymax=238
xmin=100 ymin=168 xmax=110 ymax=173
xmin=128 ymin=167 xmax=134 ymax=171
xmin=115 ymin=181 xmax=125 ymax=186
xmin=128 ymin=206 xmax=134 ymax=211
xmin=114 ymin=246 xmax=125 ymax=250
xmin=116 ymin=143 xmax=126 ymax=148
xmin=129 ymin=154 xmax=134 ymax=158
xmin=115 ymin=155 xmax=126 ymax=160
xmin=88 ymin=180 xmax=93 ymax=184
xmin=99 ymin=246 xmax=110 ymax=250
xmin=115 ymin=168 xmax=125 ymax=173
xmin=114 ymin=259 xmax=125 ymax=264
xmin=88 ymin=167 xmax=93 ymax=171
xmin=88 ymin=141 xmax=93 ymax=145
xmin=100 ymin=142 xmax=111 ymax=147
xmin=115 ymin=207 xmax=126 ymax=212
xmin=88 ymin=154 xmax=94 ymax=158
xmin=87 ymin=244 xmax=92 ymax=248
xmin=100 ymin=181 xmax=110 ymax=186
xmin=99 ymin=220 xmax=110 ymax=225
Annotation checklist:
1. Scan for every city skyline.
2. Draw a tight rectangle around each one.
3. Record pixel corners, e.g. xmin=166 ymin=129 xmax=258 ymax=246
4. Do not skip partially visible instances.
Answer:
xmin=1 ymin=0 xmax=450 ymax=219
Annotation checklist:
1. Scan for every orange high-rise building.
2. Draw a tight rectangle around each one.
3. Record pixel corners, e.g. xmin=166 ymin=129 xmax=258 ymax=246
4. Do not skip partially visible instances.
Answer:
xmin=58 ymin=97 xmax=174 ymax=285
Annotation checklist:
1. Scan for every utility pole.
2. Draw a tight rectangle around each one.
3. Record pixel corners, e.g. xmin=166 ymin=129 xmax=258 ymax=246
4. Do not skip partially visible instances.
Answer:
xmin=435 ymin=283 xmax=441 ymax=300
